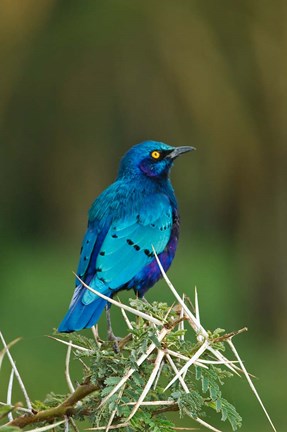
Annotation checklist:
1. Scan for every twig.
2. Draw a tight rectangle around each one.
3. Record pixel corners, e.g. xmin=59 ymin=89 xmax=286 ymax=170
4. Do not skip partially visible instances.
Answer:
xmin=152 ymin=404 xmax=179 ymax=416
xmin=70 ymin=417 xmax=80 ymax=432
xmin=212 ymin=327 xmax=248 ymax=343
xmin=9 ymin=381 xmax=99 ymax=428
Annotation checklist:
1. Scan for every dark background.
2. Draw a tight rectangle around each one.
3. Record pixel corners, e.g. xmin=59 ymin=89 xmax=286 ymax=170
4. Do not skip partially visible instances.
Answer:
xmin=0 ymin=1 xmax=286 ymax=431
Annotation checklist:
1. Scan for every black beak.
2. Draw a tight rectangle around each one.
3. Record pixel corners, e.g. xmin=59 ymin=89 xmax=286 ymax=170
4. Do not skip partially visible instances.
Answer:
xmin=167 ymin=146 xmax=196 ymax=160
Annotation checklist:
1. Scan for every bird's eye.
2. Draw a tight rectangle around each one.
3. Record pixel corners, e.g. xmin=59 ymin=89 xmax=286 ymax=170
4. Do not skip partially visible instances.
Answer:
xmin=151 ymin=150 xmax=161 ymax=160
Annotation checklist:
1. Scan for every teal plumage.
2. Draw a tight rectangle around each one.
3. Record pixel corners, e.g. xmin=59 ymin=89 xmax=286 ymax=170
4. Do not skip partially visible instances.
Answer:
xmin=58 ymin=141 xmax=194 ymax=333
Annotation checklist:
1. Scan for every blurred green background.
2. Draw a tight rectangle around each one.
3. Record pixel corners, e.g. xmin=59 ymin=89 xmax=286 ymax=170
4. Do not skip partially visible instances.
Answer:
xmin=0 ymin=1 xmax=286 ymax=430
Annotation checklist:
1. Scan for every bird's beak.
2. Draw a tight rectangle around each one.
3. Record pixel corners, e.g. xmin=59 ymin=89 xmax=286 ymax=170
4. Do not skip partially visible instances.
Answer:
xmin=167 ymin=146 xmax=196 ymax=160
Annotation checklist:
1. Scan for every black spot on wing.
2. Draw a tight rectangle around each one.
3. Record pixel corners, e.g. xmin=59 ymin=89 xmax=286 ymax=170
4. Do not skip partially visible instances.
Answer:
xmin=144 ymin=249 xmax=154 ymax=258
xmin=126 ymin=238 xmax=140 ymax=251
xmin=112 ymin=234 xmax=118 ymax=238
xmin=99 ymin=251 xmax=105 ymax=256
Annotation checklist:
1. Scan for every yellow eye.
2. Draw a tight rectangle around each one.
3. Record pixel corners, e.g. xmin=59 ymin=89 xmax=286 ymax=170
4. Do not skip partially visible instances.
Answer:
xmin=151 ymin=150 xmax=161 ymax=159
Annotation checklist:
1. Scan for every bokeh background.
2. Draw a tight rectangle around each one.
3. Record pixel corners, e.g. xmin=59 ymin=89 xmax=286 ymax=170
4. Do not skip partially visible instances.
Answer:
xmin=0 ymin=1 xmax=286 ymax=430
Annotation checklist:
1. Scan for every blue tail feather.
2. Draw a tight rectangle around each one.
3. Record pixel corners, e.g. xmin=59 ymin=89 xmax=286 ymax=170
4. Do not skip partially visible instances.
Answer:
xmin=58 ymin=286 xmax=109 ymax=332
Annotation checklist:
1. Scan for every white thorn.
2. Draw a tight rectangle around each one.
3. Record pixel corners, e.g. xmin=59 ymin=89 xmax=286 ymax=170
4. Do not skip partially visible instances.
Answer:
xmin=99 ymin=327 xmax=169 ymax=408
xmin=152 ymin=248 xmax=207 ymax=336
xmin=91 ymin=325 xmax=101 ymax=347
xmin=165 ymin=353 xmax=190 ymax=393
xmin=195 ymin=416 xmax=223 ymax=431
xmin=105 ymin=384 xmax=126 ymax=432
xmin=179 ymin=294 xmax=185 ymax=341
xmin=194 ymin=286 xmax=200 ymax=326
xmin=207 ymin=346 xmax=241 ymax=376
xmin=65 ymin=416 xmax=70 ymax=432
xmin=23 ymin=420 xmax=66 ymax=432
xmin=123 ymin=400 xmax=175 ymax=406
xmin=85 ymin=423 xmax=129 ymax=430
xmin=48 ymin=336 xmax=91 ymax=352
xmin=0 ymin=332 xmax=32 ymax=412
xmin=75 ymin=274 xmax=163 ymax=326
xmin=127 ymin=349 xmax=165 ymax=421
xmin=7 ymin=368 xmax=15 ymax=421
xmin=65 ymin=341 xmax=75 ymax=393
xmin=228 ymin=339 xmax=277 ymax=432
xmin=164 ymin=340 xmax=209 ymax=391
xmin=117 ymin=298 xmax=133 ymax=330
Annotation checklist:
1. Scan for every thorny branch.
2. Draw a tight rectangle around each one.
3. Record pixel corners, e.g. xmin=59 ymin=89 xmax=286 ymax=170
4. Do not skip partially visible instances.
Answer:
xmin=8 ymin=380 xmax=99 ymax=428
xmin=0 ymin=252 xmax=276 ymax=431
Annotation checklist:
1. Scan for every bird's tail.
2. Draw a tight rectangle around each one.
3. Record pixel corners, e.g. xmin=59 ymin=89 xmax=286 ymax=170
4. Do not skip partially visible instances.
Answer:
xmin=58 ymin=284 xmax=110 ymax=332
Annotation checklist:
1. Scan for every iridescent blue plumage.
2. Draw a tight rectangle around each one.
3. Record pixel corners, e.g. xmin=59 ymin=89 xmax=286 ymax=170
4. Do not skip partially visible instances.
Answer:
xmin=58 ymin=141 xmax=194 ymax=333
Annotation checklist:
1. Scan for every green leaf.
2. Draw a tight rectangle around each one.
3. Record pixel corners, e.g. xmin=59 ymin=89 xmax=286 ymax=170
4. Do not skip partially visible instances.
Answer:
xmin=0 ymin=427 xmax=21 ymax=432
xmin=147 ymin=330 xmax=161 ymax=348
xmin=104 ymin=376 xmax=122 ymax=386
xmin=171 ymin=390 xmax=204 ymax=419
xmin=219 ymin=398 xmax=242 ymax=431
xmin=199 ymin=366 xmax=222 ymax=401
xmin=0 ymin=404 xmax=14 ymax=419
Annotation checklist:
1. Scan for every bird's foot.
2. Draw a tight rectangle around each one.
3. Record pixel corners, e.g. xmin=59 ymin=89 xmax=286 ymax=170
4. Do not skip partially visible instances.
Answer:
xmin=108 ymin=331 xmax=122 ymax=353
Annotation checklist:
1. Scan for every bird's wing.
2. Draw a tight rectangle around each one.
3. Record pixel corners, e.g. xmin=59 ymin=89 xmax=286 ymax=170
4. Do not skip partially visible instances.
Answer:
xmin=82 ymin=193 xmax=173 ymax=303
xmin=77 ymin=227 xmax=99 ymax=279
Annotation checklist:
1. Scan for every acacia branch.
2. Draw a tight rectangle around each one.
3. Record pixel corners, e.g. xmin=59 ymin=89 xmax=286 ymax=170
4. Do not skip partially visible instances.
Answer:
xmin=152 ymin=403 xmax=179 ymax=416
xmin=8 ymin=380 xmax=99 ymax=429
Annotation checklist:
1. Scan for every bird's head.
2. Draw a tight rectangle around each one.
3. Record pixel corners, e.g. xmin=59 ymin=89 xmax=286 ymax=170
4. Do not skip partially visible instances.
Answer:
xmin=118 ymin=141 xmax=195 ymax=180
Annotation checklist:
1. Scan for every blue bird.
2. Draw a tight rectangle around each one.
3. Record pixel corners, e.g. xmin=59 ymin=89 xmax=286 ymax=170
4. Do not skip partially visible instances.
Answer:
xmin=58 ymin=141 xmax=194 ymax=341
